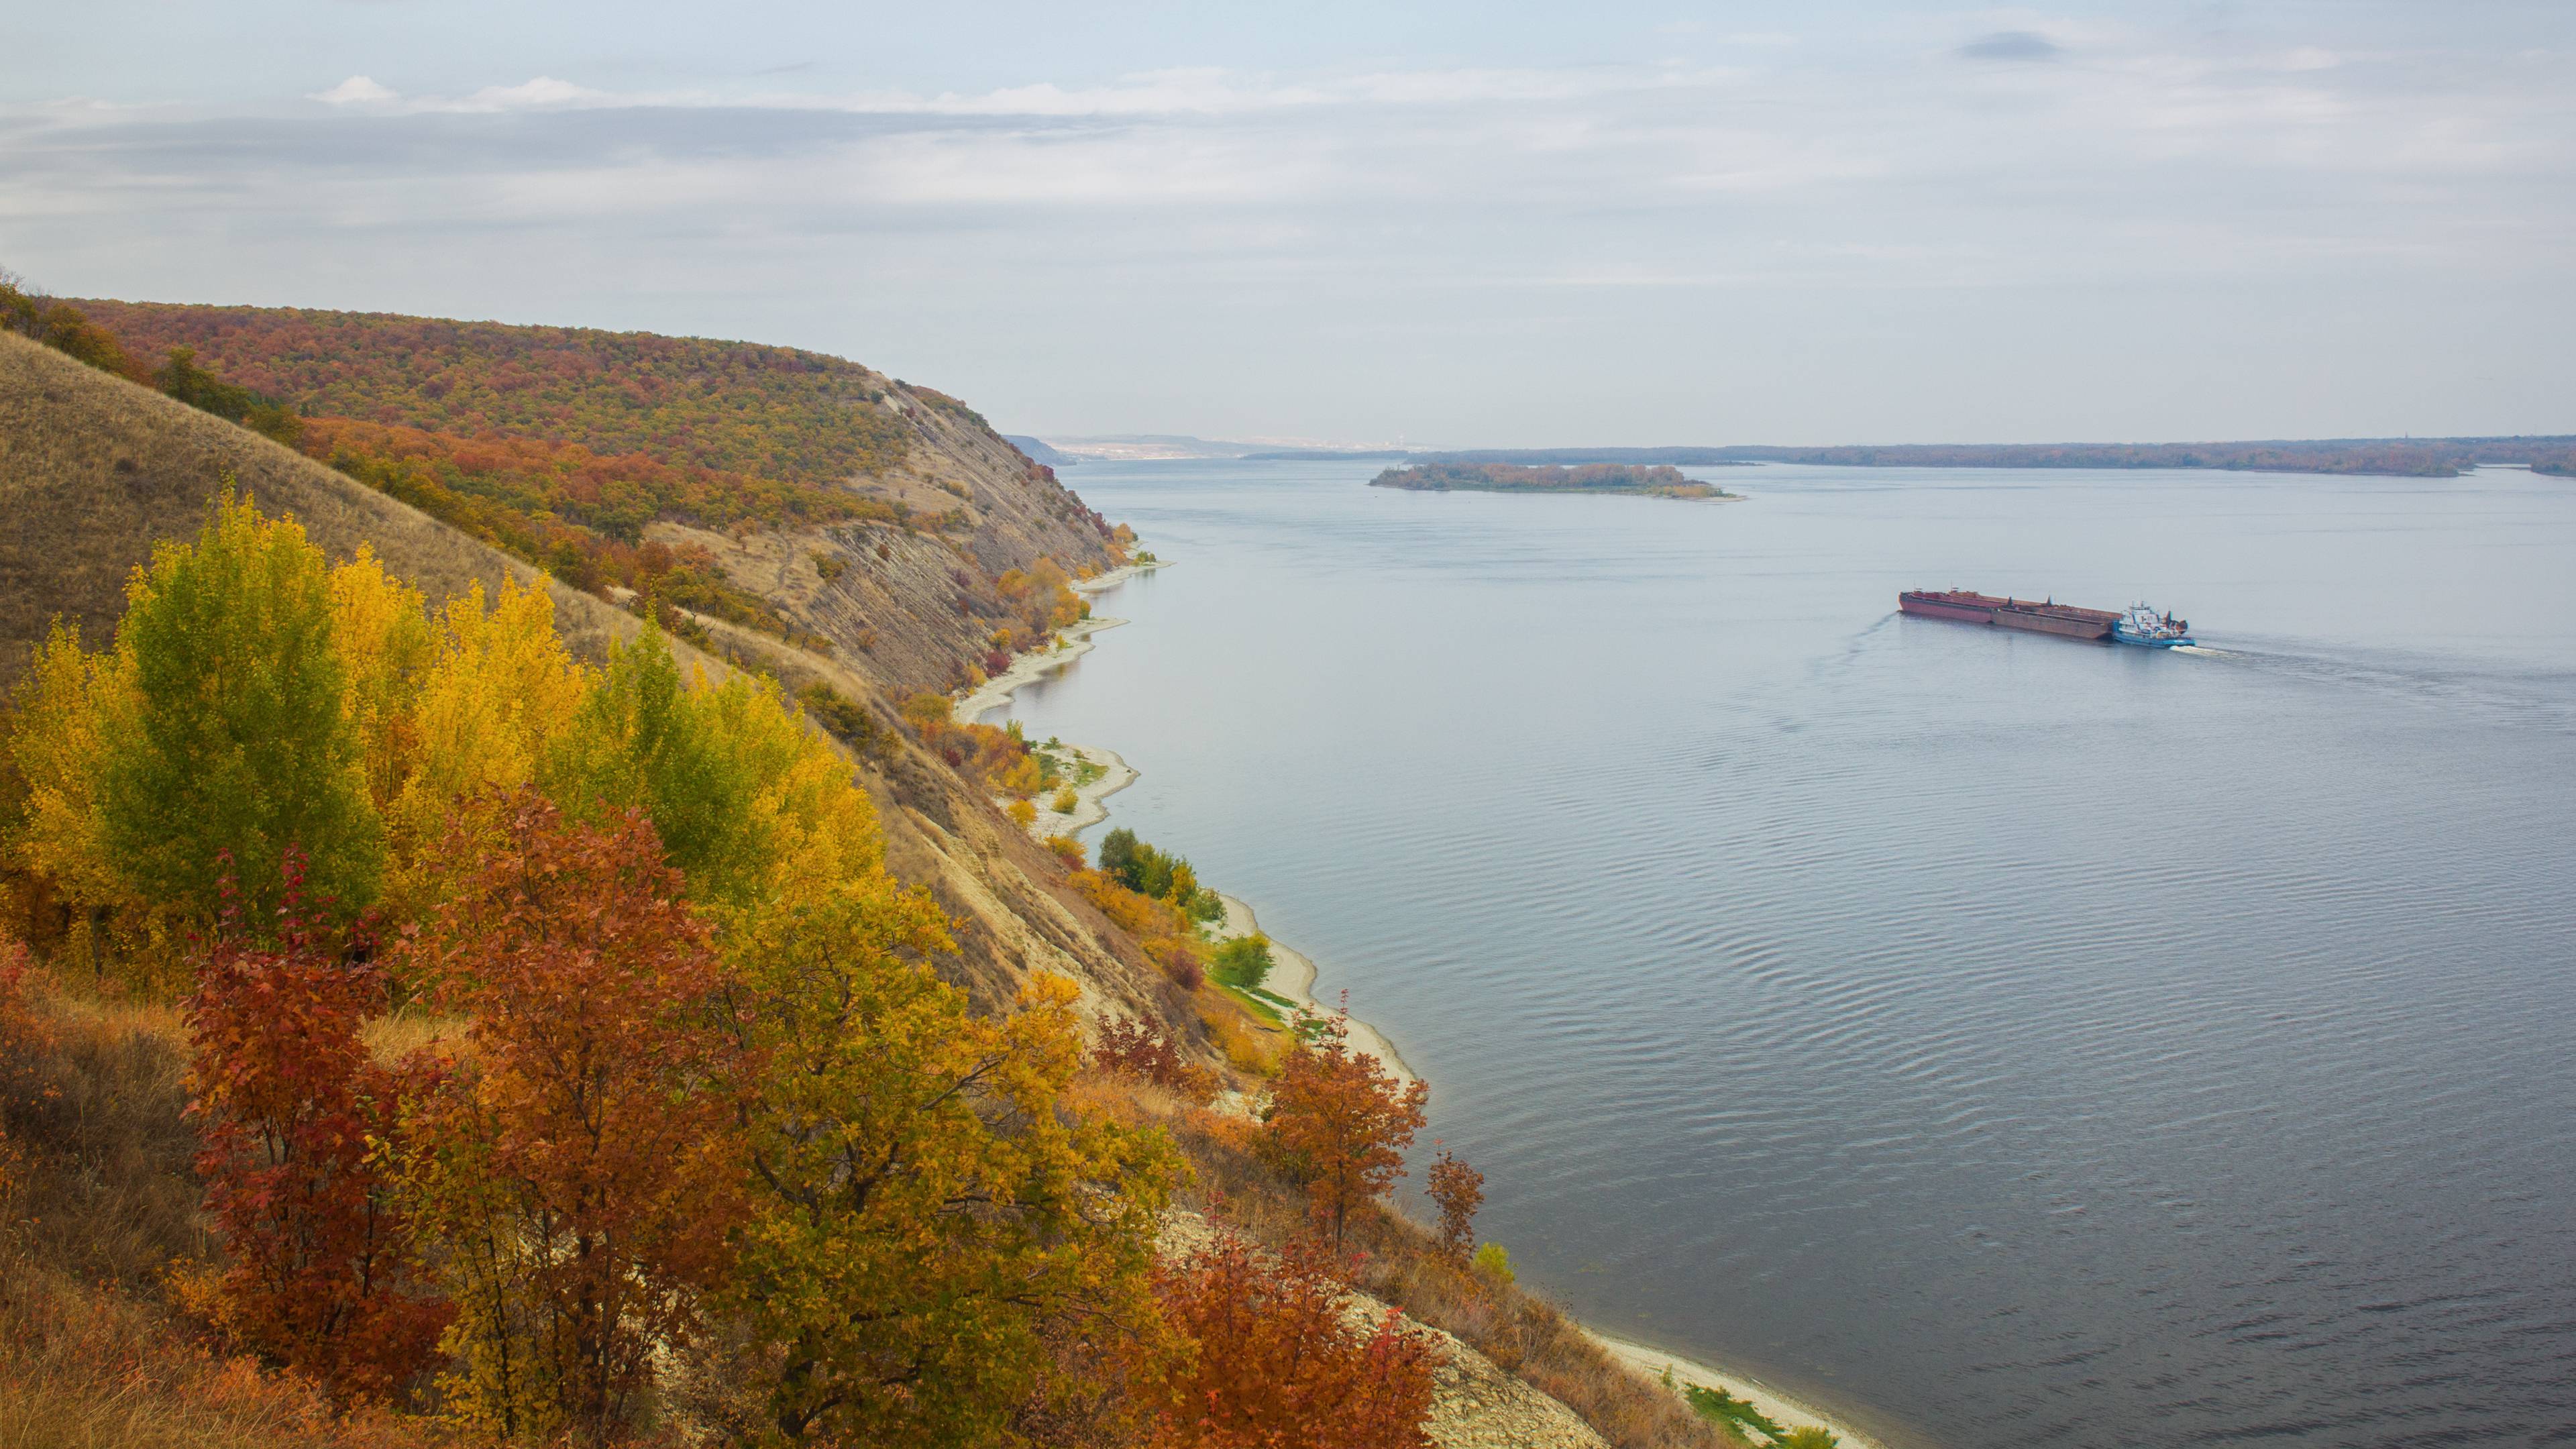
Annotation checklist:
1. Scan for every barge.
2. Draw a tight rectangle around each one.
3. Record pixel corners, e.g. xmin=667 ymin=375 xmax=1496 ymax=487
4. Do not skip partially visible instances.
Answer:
xmin=1898 ymin=590 xmax=2194 ymax=647
xmin=1898 ymin=589 xmax=2121 ymax=640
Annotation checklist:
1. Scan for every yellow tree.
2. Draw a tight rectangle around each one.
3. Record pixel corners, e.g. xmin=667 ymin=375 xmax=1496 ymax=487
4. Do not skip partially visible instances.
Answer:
xmin=380 ymin=579 xmax=590 ymax=920
xmin=720 ymin=869 xmax=1180 ymax=1445
xmin=325 ymin=546 xmax=435 ymax=816
xmin=3 ymin=621 xmax=136 ymax=932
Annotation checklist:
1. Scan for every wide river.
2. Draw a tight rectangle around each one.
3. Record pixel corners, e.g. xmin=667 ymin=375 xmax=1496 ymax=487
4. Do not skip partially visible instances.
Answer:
xmin=981 ymin=459 xmax=2576 ymax=1448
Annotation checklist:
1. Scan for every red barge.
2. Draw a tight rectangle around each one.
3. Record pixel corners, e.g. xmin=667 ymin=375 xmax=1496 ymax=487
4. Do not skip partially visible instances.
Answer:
xmin=1898 ymin=589 xmax=2122 ymax=641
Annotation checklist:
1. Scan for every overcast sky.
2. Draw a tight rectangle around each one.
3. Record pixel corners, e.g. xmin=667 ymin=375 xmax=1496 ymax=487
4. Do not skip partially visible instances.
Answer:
xmin=4 ymin=2 xmax=2570 ymax=445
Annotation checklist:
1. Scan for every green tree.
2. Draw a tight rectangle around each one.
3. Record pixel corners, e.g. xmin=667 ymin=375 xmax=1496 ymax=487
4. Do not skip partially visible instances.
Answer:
xmin=543 ymin=624 xmax=757 ymax=898
xmin=1095 ymin=826 xmax=1139 ymax=882
xmin=96 ymin=492 xmax=382 ymax=920
xmin=544 ymin=625 xmax=877 ymax=909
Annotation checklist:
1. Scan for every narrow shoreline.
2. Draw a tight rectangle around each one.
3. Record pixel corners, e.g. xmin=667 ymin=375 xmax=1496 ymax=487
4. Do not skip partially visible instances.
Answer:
xmin=1588 ymin=1331 xmax=1891 ymax=1449
xmin=957 ymin=556 xmax=1890 ymax=1449
xmin=1206 ymin=891 xmax=1414 ymax=1085
xmin=953 ymin=560 xmax=1166 ymax=726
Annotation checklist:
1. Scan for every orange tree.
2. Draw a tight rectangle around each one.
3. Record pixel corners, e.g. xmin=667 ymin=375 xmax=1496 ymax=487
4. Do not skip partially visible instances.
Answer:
xmin=1425 ymin=1148 xmax=1485 ymax=1260
xmin=179 ymin=849 xmax=447 ymax=1403
xmin=1260 ymin=1011 xmax=1430 ymax=1248
xmin=396 ymin=793 xmax=745 ymax=1443
xmin=1145 ymin=1229 xmax=1439 ymax=1449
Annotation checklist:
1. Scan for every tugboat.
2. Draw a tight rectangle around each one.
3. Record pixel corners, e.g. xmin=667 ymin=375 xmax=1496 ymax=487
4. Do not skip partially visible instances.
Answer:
xmin=2111 ymin=603 xmax=2194 ymax=648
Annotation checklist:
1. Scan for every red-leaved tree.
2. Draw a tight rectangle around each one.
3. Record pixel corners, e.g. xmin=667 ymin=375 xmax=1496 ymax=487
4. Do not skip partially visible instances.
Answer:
xmin=398 ymin=792 xmax=746 ymax=1443
xmin=1145 ymin=1230 xmax=1440 ymax=1449
xmin=182 ymin=848 xmax=449 ymax=1403
xmin=1426 ymin=1148 xmax=1485 ymax=1261
xmin=1261 ymin=1008 xmax=1431 ymax=1248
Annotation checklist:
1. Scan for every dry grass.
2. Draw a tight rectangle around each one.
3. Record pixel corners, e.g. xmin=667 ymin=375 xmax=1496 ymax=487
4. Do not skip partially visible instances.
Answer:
xmin=360 ymin=1008 xmax=468 ymax=1066
xmin=0 ymin=960 xmax=447 ymax=1449
xmin=0 ymin=1259 xmax=443 ymax=1449
xmin=0 ymin=331 xmax=646 ymax=686
xmin=1 ymin=969 xmax=203 ymax=1288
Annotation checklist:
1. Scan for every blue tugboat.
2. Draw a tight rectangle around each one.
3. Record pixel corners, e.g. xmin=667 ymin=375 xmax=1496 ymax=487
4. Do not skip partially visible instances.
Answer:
xmin=2112 ymin=603 xmax=2194 ymax=647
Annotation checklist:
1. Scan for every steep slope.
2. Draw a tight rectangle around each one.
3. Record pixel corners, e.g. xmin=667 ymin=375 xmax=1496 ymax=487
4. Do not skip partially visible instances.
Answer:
xmin=0 ymin=329 xmax=1186 ymax=1028
xmin=68 ymin=300 xmax=1124 ymax=697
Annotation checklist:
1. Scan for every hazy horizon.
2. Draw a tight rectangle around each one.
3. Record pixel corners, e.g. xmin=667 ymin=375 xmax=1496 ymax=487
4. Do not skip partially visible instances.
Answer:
xmin=5 ymin=1 xmax=2571 ymax=445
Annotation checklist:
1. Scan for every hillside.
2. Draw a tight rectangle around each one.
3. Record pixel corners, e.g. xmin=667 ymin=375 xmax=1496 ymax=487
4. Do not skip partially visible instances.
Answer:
xmin=65 ymin=300 xmax=1125 ymax=698
xmin=0 ymin=316 xmax=1742 ymax=1449
xmin=0 ymin=329 xmax=1182 ymax=1028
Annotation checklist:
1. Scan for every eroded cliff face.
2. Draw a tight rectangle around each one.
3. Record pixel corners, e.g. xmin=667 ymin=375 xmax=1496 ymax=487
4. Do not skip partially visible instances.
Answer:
xmin=651 ymin=380 xmax=1122 ymax=700
xmin=0 ymin=331 xmax=1193 ymax=1044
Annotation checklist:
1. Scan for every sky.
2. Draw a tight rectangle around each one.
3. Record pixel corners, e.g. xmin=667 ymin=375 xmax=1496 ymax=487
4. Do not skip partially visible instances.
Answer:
xmin=3 ymin=1 xmax=2571 ymax=446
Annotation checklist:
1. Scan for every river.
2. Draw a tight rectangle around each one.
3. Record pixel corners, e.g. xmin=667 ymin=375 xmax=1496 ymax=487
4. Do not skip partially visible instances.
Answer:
xmin=978 ymin=458 xmax=2576 ymax=1448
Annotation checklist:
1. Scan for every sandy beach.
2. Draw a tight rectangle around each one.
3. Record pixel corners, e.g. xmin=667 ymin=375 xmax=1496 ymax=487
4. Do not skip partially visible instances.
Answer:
xmin=1205 ymin=891 xmax=1415 ymax=1085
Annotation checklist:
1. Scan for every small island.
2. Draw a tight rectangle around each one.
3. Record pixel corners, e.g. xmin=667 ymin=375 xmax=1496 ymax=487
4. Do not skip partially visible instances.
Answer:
xmin=1369 ymin=462 xmax=1737 ymax=498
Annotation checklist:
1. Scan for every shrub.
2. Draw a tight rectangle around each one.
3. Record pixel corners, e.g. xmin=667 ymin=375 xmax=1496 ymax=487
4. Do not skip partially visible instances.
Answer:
xmin=178 ymin=851 xmax=448 ymax=1403
xmin=1051 ymin=785 xmax=1080 ymax=813
xmin=1093 ymin=1018 xmax=1217 ymax=1104
xmin=1211 ymin=934 xmax=1274 ymax=992
xmin=1008 ymin=798 xmax=1038 ymax=830
xmin=1144 ymin=1230 xmax=1439 ymax=1449
xmin=1472 ymin=1242 xmax=1515 ymax=1285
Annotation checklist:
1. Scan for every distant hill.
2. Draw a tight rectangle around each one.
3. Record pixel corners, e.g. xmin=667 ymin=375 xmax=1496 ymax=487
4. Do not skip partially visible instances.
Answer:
xmin=1046 ymin=434 xmax=1267 ymax=460
xmin=1726 ymin=437 xmax=2576 ymax=478
xmin=1002 ymin=433 xmax=1075 ymax=466
xmin=1405 ymin=439 xmax=2576 ymax=478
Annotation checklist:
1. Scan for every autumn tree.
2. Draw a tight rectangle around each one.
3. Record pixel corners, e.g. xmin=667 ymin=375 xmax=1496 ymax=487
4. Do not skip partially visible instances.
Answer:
xmin=1426 ymin=1148 xmax=1485 ymax=1261
xmin=545 ymin=625 xmax=878 ymax=910
xmin=180 ymin=849 xmax=447 ymax=1402
xmin=719 ymin=861 xmax=1179 ymax=1446
xmin=1145 ymin=1230 xmax=1440 ymax=1449
xmin=397 ymin=794 xmax=745 ymax=1443
xmin=379 ymin=578 xmax=591 ymax=921
xmin=1262 ymin=1010 xmax=1430 ymax=1248
xmin=4 ymin=621 xmax=136 ymax=938
xmin=95 ymin=491 xmax=382 ymax=920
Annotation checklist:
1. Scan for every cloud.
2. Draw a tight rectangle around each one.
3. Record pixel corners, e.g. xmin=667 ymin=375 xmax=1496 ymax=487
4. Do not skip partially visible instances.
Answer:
xmin=1957 ymin=32 xmax=2063 ymax=63
xmin=309 ymin=75 xmax=397 ymax=105
xmin=451 ymin=76 xmax=606 ymax=112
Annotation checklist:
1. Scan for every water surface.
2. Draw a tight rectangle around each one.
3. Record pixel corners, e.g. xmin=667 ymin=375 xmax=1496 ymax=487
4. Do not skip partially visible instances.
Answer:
xmin=988 ymin=460 xmax=2576 ymax=1448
